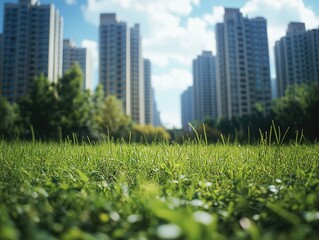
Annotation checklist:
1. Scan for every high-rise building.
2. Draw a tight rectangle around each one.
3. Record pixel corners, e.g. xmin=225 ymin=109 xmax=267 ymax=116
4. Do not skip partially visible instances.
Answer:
xmin=0 ymin=0 xmax=63 ymax=102
xmin=0 ymin=34 xmax=3 ymax=94
xmin=275 ymin=22 xmax=319 ymax=97
xmin=99 ymin=13 xmax=130 ymax=115
xmin=63 ymin=39 xmax=91 ymax=90
xmin=216 ymin=8 xmax=271 ymax=119
xmin=130 ymin=24 xmax=145 ymax=125
xmin=99 ymin=13 xmax=145 ymax=124
xmin=193 ymin=51 xmax=217 ymax=123
xmin=271 ymin=78 xmax=277 ymax=99
xmin=144 ymin=59 xmax=153 ymax=125
xmin=181 ymin=86 xmax=194 ymax=131
xmin=152 ymin=88 xmax=162 ymax=127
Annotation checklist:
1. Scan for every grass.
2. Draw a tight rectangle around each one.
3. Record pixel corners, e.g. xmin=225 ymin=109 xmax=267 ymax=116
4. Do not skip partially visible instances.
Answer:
xmin=0 ymin=140 xmax=319 ymax=239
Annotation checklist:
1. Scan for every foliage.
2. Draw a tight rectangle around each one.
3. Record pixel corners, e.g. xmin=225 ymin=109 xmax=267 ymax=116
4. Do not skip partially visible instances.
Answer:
xmin=18 ymin=74 xmax=59 ymax=139
xmin=0 ymin=95 xmax=19 ymax=138
xmin=1 ymin=65 xmax=134 ymax=142
xmin=178 ymin=84 xmax=319 ymax=143
xmin=273 ymin=83 xmax=319 ymax=141
xmin=0 ymin=141 xmax=319 ymax=239
xmin=99 ymin=95 xmax=132 ymax=140
xmin=131 ymin=124 xmax=171 ymax=143
xmin=57 ymin=63 xmax=90 ymax=138
xmin=2 ymin=70 xmax=319 ymax=143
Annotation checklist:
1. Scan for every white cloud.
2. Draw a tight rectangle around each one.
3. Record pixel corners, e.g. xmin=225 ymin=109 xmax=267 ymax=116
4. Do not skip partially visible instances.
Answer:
xmin=143 ymin=17 xmax=214 ymax=67
xmin=152 ymin=68 xmax=192 ymax=92
xmin=242 ymin=0 xmax=319 ymax=39
xmin=204 ymin=6 xmax=224 ymax=25
xmin=161 ymin=111 xmax=181 ymax=129
xmin=241 ymin=0 xmax=319 ymax=77
xmin=65 ymin=0 xmax=76 ymax=5
xmin=81 ymin=39 xmax=98 ymax=71
xmin=81 ymin=0 xmax=213 ymax=68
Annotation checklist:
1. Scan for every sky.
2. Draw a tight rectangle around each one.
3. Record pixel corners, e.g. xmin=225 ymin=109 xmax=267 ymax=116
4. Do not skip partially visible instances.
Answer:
xmin=1 ymin=0 xmax=319 ymax=128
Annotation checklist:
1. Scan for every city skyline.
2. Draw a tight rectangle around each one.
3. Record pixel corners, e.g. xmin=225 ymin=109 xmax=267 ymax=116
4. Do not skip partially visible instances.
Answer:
xmin=1 ymin=0 xmax=319 ymax=128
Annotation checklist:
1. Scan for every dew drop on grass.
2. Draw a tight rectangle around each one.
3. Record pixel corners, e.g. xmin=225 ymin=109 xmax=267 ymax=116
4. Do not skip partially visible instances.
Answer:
xmin=205 ymin=182 xmax=212 ymax=187
xmin=179 ymin=174 xmax=186 ymax=180
xmin=122 ymin=184 xmax=129 ymax=196
xmin=31 ymin=192 xmax=38 ymax=199
xmin=156 ymin=224 xmax=181 ymax=239
xmin=190 ymin=199 xmax=204 ymax=207
xmin=268 ymin=185 xmax=279 ymax=194
xmin=304 ymin=211 xmax=319 ymax=222
xmin=218 ymin=210 xmax=229 ymax=218
xmin=193 ymin=211 xmax=213 ymax=225
xmin=252 ymin=214 xmax=260 ymax=221
xmin=110 ymin=211 xmax=120 ymax=222
xmin=127 ymin=214 xmax=142 ymax=223
xmin=275 ymin=179 xmax=282 ymax=184
xmin=33 ymin=217 xmax=40 ymax=223
xmin=239 ymin=218 xmax=252 ymax=230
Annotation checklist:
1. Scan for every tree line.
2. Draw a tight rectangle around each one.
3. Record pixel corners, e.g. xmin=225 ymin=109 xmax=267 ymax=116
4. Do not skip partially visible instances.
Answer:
xmin=1 ymin=64 xmax=318 ymax=144
xmin=0 ymin=64 xmax=170 ymax=142
xmin=177 ymin=83 xmax=319 ymax=144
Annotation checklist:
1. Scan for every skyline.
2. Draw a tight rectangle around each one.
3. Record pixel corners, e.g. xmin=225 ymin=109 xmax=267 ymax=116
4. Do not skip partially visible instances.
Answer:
xmin=1 ymin=0 xmax=319 ymax=128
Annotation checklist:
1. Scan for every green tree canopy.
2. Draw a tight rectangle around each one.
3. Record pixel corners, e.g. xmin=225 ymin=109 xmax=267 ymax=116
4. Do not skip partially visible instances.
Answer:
xmin=100 ymin=95 xmax=131 ymax=140
xmin=273 ymin=83 xmax=319 ymax=140
xmin=18 ymin=74 xmax=58 ymax=139
xmin=0 ymin=96 xmax=19 ymax=138
xmin=57 ymin=63 xmax=89 ymax=138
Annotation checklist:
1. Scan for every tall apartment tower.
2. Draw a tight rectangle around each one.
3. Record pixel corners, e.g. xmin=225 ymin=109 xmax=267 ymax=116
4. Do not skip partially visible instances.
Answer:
xmin=0 ymin=34 xmax=2 ymax=91
xmin=99 ymin=13 xmax=145 ymax=124
xmin=130 ymin=24 xmax=145 ymax=125
xmin=193 ymin=51 xmax=217 ymax=123
xmin=144 ymin=59 xmax=153 ymax=125
xmin=181 ymin=86 xmax=194 ymax=131
xmin=152 ymin=88 xmax=162 ymax=127
xmin=275 ymin=22 xmax=319 ymax=97
xmin=99 ymin=13 xmax=131 ymax=115
xmin=216 ymin=8 xmax=271 ymax=119
xmin=0 ymin=0 xmax=63 ymax=102
xmin=63 ymin=39 xmax=91 ymax=90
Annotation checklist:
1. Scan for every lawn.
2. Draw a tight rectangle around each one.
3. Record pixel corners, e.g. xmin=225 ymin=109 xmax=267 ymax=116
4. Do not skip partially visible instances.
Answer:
xmin=0 ymin=140 xmax=319 ymax=239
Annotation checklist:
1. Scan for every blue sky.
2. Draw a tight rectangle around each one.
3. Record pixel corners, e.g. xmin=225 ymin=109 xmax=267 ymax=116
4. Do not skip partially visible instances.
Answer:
xmin=1 ymin=0 xmax=319 ymax=128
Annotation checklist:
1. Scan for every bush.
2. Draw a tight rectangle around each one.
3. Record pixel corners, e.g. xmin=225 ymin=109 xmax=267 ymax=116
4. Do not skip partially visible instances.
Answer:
xmin=131 ymin=125 xmax=171 ymax=143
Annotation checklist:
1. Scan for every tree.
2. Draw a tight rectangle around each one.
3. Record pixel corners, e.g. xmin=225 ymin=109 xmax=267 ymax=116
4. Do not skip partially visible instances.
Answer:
xmin=100 ymin=95 xmax=131 ymax=140
xmin=131 ymin=125 xmax=171 ymax=143
xmin=272 ymin=83 xmax=319 ymax=141
xmin=18 ymin=74 xmax=59 ymax=139
xmin=0 ymin=96 xmax=19 ymax=138
xmin=57 ymin=63 xmax=89 ymax=138
xmin=92 ymin=84 xmax=105 ymax=130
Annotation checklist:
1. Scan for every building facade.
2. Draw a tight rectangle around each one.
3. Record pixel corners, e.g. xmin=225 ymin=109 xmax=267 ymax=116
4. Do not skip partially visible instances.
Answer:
xmin=181 ymin=86 xmax=194 ymax=131
xmin=63 ymin=39 xmax=91 ymax=90
xmin=144 ymin=59 xmax=153 ymax=125
xmin=99 ymin=13 xmax=145 ymax=124
xmin=152 ymin=88 xmax=162 ymax=127
xmin=99 ymin=13 xmax=131 ymax=115
xmin=130 ymin=24 xmax=145 ymax=125
xmin=0 ymin=0 xmax=63 ymax=101
xmin=275 ymin=22 xmax=319 ymax=97
xmin=216 ymin=8 xmax=271 ymax=119
xmin=0 ymin=34 xmax=2 ymax=93
xmin=193 ymin=51 xmax=217 ymax=123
